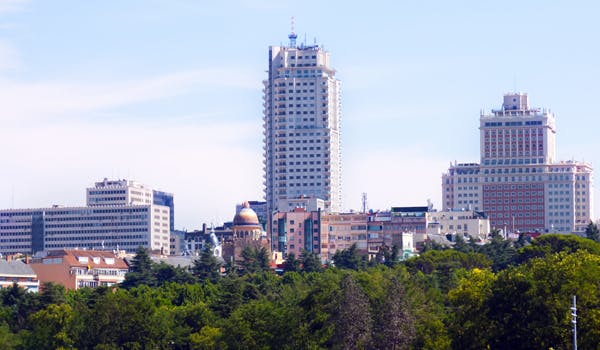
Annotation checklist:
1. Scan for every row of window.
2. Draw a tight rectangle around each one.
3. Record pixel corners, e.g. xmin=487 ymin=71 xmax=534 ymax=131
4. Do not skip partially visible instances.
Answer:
xmin=87 ymin=190 xmax=126 ymax=195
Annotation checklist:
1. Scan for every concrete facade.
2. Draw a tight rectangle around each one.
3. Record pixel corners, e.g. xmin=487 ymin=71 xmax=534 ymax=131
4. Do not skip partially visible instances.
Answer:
xmin=442 ymin=93 xmax=593 ymax=234
xmin=0 ymin=179 xmax=172 ymax=255
xmin=426 ymin=209 xmax=490 ymax=240
xmin=263 ymin=31 xmax=342 ymax=217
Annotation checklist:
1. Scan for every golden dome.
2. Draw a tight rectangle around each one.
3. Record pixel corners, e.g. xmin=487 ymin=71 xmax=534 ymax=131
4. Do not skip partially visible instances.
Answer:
xmin=233 ymin=202 xmax=260 ymax=226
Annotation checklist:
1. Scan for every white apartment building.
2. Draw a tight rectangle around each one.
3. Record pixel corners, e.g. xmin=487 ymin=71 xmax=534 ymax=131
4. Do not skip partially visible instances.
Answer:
xmin=0 ymin=179 xmax=172 ymax=255
xmin=426 ymin=209 xmax=490 ymax=241
xmin=442 ymin=93 xmax=593 ymax=234
xmin=87 ymin=178 xmax=153 ymax=206
xmin=263 ymin=29 xmax=342 ymax=216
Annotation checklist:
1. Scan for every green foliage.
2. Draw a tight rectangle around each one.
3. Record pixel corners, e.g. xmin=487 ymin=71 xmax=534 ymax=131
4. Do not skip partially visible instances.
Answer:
xmin=300 ymin=250 xmax=323 ymax=273
xmin=0 ymin=321 xmax=19 ymax=349
xmin=4 ymin=244 xmax=600 ymax=349
xmin=240 ymin=247 xmax=270 ymax=274
xmin=192 ymin=243 xmax=223 ymax=283
xmin=405 ymin=249 xmax=491 ymax=293
xmin=0 ymin=282 xmax=40 ymax=331
xmin=585 ymin=221 xmax=600 ymax=242
xmin=22 ymin=303 xmax=75 ymax=350
xmin=333 ymin=243 xmax=368 ymax=270
xmin=39 ymin=282 xmax=66 ymax=308
xmin=121 ymin=246 xmax=157 ymax=289
xmin=375 ymin=244 xmax=401 ymax=267
xmin=190 ymin=325 xmax=225 ymax=350
xmin=121 ymin=246 xmax=196 ymax=289
xmin=476 ymin=233 xmax=517 ymax=271
xmin=282 ymin=252 xmax=300 ymax=272
xmin=332 ymin=274 xmax=372 ymax=349
xmin=517 ymin=233 xmax=600 ymax=264
xmin=372 ymin=277 xmax=415 ymax=350
xmin=448 ymin=268 xmax=496 ymax=349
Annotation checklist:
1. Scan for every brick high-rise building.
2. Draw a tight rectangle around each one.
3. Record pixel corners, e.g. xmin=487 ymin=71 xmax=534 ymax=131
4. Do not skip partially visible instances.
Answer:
xmin=442 ymin=93 xmax=593 ymax=233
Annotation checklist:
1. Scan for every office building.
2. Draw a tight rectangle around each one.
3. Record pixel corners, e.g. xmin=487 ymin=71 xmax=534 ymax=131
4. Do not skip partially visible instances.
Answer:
xmin=263 ymin=28 xmax=342 ymax=217
xmin=0 ymin=179 xmax=172 ymax=255
xmin=88 ymin=178 xmax=175 ymax=233
xmin=442 ymin=93 xmax=593 ymax=233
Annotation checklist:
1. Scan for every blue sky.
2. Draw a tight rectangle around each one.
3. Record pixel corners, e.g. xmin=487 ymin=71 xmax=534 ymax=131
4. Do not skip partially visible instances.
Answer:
xmin=1 ymin=0 xmax=599 ymax=229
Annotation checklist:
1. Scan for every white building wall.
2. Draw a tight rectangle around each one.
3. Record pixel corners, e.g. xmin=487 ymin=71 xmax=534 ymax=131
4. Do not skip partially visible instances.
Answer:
xmin=0 ymin=204 xmax=171 ymax=255
xmin=264 ymin=37 xmax=342 ymax=216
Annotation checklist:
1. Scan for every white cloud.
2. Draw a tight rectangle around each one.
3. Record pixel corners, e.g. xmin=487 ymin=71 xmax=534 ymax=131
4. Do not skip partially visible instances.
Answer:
xmin=0 ymin=0 xmax=28 ymax=14
xmin=0 ymin=41 xmax=20 ymax=71
xmin=0 ymin=68 xmax=261 ymax=123
xmin=0 ymin=119 xmax=264 ymax=229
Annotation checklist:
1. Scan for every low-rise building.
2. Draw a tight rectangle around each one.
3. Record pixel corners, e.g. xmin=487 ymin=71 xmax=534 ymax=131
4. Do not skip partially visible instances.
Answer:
xmin=0 ymin=259 xmax=39 ymax=292
xmin=30 ymin=250 xmax=129 ymax=290
xmin=426 ymin=209 xmax=490 ymax=241
xmin=272 ymin=208 xmax=324 ymax=259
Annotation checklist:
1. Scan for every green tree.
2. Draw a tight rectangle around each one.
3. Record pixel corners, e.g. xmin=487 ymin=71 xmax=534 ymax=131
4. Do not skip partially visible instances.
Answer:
xmin=476 ymin=231 xmax=517 ymax=271
xmin=0 ymin=321 xmax=19 ymax=349
xmin=301 ymin=250 xmax=323 ymax=273
xmin=75 ymin=288 xmax=174 ymax=349
xmin=404 ymin=250 xmax=491 ymax=293
xmin=375 ymin=244 xmax=400 ymax=267
xmin=121 ymin=246 xmax=157 ymax=289
xmin=372 ymin=277 xmax=415 ymax=350
xmin=0 ymin=282 xmax=40 ymax=331
xmin=22 ymin=303 xmax=75 ymax=350
xmin=486 ymin=250 xmax=600 ymax=349
xmin=154 ymin=262 xmax=196 ymax=285
xmin=39 ymin=282 xmax=66 ymax=308
xmin=282 ymin=252 xmax=300 ymax=272
xmin=453 ymin=234 xmax=475 ymax=253
xmin=517 ymin=233 xmax=600 ymax=264
xmin=190 ymin=326 xmax=225 ymax=350
xmin=192 ymin=244 xmax=223 ymax=283
xmin=448 ymin=268 xmax=496 ymax=349
xmin=333 ymin=244 xmax=368 ymax=270
xmin=332 ymin=274 xmax=372 ymax=350
xmin=240 ymin=247 xmax=270 ymax=274
xmin=585 ymin=221 xmax=600 ymax=242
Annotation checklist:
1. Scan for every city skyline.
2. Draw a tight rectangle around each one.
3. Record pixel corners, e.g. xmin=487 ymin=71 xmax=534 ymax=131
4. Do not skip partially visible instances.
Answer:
xmin=1 ymin=1 xmax=599 ymax=229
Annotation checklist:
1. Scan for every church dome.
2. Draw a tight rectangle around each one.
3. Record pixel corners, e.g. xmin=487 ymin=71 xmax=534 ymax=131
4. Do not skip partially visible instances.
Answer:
xmin=233 ymin=202 xmax=260 ymax=226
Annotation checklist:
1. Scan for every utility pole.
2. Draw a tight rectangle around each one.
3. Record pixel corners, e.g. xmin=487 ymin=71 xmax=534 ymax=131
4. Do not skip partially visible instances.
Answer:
xmin=571 ymin=295 xmax=577 ymax=350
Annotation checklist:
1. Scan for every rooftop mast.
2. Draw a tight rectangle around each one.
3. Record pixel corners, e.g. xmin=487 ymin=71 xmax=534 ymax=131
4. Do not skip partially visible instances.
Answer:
xmin=288 ymin=16 xmax=297 ymax=48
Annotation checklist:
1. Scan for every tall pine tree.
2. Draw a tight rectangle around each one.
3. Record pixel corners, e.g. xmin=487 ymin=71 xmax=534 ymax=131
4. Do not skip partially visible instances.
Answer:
xmin=332 ymin=274 xmax=372 ymax=349
xmin=372 ymin=278 xmax=415 ymax=350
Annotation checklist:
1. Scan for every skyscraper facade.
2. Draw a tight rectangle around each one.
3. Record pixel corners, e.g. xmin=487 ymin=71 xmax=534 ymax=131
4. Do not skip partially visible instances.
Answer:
xmin=263 ymin=30 xmax=342 ymax=216
xmin=442 ymin=93 xmax=593 ymax=234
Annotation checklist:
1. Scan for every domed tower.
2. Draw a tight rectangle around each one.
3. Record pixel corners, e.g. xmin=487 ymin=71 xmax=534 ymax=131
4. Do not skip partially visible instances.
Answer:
xmin=232 ymin=202 xmax=262 ymax=240
xmin=222 ymin=202 xmax=271 ymax=265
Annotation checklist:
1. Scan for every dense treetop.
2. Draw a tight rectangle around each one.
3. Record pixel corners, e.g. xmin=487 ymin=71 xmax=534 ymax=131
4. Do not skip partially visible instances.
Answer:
xmin=0 ymin=235 xmax=598 ymax=349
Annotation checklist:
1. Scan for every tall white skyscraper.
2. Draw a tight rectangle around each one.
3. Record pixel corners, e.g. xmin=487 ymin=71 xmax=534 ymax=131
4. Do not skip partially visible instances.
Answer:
xmin=263 ymin=29 xmax=342 ymax=215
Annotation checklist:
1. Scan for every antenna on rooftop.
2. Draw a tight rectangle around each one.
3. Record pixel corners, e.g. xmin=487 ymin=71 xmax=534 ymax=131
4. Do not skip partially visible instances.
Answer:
xmin=361 ymin=193 xmax=368 ymax=213
xmin=288 ymin=16 xmax=297 ymax=48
